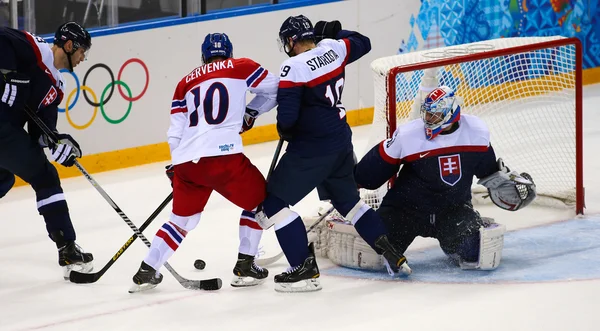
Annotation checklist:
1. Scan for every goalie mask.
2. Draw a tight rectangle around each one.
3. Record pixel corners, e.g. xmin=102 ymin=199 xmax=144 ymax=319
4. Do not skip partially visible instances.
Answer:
xmin=201 ymin=33 xmax=233 ymax=64
xmin=420 ymin=86 xmax=462 ymax=140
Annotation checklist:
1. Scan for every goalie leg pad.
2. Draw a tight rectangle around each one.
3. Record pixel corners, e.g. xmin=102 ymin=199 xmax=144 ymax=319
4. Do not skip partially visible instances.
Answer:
xmin=459 ymin=221 xmax=506 ymax=270
xmin=326 ymin=219 xmax=385 ymax=270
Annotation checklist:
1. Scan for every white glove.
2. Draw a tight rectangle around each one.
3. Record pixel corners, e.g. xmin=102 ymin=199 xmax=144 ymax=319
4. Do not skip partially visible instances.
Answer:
xmin=48 ymin=133 xmax=82 ymax=167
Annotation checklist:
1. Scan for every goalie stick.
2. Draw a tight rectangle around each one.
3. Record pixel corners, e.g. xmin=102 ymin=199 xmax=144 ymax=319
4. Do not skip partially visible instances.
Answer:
xmin=69 ymin=192 xmax=172 ymax=284
xmin=24 ymin=106 xmax=222 ymax=291
xmin=256 ymin=205 xmax=335 ymax=267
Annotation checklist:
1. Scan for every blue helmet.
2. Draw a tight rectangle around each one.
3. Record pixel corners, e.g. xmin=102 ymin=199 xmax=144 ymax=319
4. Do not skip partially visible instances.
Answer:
xmin=201 ymin=33 xmax=233 ymax=63
xmin=278 ymin=15 xmax=314 ymax=56
xmin=420 ymin=86 xmax=462 ymax=140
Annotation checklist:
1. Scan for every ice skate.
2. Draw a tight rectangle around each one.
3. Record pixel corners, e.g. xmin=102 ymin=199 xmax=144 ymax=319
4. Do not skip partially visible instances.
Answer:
xmin=129 ymin=261 xmax=163 ymax=293
xmin=374 ymin=235 xmax=412 ymax=276
xmin=231 ymin=253 xmax=269 ymax=287
xmin=274 ymin=243 xmax=322 ymax=293
xmin=58 ymin=241 xmax=94 ymax=280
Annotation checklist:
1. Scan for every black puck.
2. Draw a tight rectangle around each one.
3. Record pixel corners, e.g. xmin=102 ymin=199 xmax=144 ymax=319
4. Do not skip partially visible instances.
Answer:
xmin=194 ymin=259 xmax=206 ymax=270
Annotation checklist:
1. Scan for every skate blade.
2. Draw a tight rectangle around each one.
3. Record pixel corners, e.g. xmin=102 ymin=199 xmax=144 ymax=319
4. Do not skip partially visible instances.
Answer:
xmin=128 ymin=282 xmax=159 ymax=293
xmin=274 ymin=278 xmax=322 ymax=293
xmin=230 ymin=276 xmax=266 ymax=287
xmin=63 ymin=262 xmax=94 ymax=280
xmin=384 ymin=261 xmax=412 ymax=277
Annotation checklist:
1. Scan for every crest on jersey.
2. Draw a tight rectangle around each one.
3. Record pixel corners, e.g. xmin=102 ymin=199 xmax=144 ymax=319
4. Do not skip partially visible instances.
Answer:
xmin=40 ymin=86 xmax=58 ymax=107
xmin=438 ymin=154 xmax=462 ymax=186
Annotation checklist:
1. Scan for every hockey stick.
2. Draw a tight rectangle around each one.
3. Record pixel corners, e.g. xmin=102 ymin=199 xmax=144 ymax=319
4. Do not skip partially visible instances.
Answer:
xmin=267 ymin=138 xmax=284 ymax=181
xmin=256 ymin=205 xmax=336 ymax=267
xmin=69 ymin=192 xmax=172 ymax=284
xmin=24 ymin=106 xmax=222 ymax=291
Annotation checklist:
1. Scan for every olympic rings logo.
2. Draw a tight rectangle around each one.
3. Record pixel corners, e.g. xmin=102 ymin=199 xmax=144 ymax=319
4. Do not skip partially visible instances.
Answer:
xmin=58 ymin=58 xmax=150 ymax=130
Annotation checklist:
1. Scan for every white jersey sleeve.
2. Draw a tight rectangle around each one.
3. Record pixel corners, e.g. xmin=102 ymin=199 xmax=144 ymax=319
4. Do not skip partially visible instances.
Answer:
xmin=246 ymin=65 xmax=279 ymax=116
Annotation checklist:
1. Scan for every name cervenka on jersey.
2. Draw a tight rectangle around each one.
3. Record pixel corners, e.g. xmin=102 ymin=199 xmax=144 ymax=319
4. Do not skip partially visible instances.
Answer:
xmin=306 ymin=49 xmax=340 ymax=71
xmin=185 ymin=59 xmax=235 ymax=83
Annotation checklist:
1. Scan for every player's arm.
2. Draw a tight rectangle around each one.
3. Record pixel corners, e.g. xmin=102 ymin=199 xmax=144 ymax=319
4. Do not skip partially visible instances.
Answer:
xmin=314 ymin=20 xmax=371 ymax=64
xmin=242 ymin=60 xmax=279 ymax=133
xmin=167 ymin=81 xmax=188 ymax=153
xmin=354 ymin=129 xmax=402 ymax=189
xmin=31 ymin=103 xmax=83 ymax=167
xmin=276 ymin=61 xmax=304 ymax=140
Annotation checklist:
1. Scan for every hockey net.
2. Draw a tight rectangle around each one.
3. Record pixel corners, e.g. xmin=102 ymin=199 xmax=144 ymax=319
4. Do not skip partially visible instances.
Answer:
xmin=363 ymin=36 xmax=584 ymax=214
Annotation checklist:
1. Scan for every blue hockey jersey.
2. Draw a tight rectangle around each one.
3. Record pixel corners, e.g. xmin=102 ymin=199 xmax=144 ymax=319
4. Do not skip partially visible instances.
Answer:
xmin=0 ymin=27 xmax=66 ymax=136
xmin=355 ymin=115 xmax=499 ymax=215
xmin=276 ymin=30 xmax=371 ymax=156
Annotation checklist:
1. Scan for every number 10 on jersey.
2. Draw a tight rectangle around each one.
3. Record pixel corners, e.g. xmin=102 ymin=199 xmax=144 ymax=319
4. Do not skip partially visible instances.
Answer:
xmin=325 ymin=77 xmax=346 ymax=119
xmin=189 ymin=82 xmax=230 ymax=127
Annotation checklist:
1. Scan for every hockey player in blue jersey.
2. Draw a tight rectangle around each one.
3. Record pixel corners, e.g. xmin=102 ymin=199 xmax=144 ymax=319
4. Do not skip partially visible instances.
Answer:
xmin=354 ymin=85 xmax=537 ymax=271
xmin=0 ymin=22 xmax=93 ymax=278
xmin=258 ymin=16 xmax=411 ymax=292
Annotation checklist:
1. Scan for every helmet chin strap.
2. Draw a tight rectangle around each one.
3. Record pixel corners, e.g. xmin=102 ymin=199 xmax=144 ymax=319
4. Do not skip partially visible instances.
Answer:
xmin=62 ymin=46 xmax=75 ymax=72
xmin=284 ymin=39 xmax=297 ymax=57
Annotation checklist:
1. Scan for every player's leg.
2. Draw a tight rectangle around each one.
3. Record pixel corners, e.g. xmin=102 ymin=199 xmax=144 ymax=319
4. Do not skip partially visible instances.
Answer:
xmin=211 ymin=153 xmax=269 ymax=287
xmin=0 ymin=122 xmax=93 ymax=278
xmin=436 ymin=203 xmax=506 ymax=270
xmin=262 ymin=152 xmax=336 ymax=292
xmin=131 ymin=160 xmax=212 ymax=292
xmin=0 ymin=167 xmax=15 ymax=199
xmin=322 ymin=149 xmax=411 ymax=276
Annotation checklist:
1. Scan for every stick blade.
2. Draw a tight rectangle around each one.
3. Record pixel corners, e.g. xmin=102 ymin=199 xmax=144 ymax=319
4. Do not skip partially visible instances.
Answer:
xmin=69 ymin=270 xmax=102 ymax=284
xmin=181 ymin=277 xmax=222 ymax=291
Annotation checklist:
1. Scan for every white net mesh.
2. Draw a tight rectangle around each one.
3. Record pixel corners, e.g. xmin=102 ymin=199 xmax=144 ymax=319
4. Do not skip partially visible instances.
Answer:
xmin=364 ymin=36 xmax=581 ymax=210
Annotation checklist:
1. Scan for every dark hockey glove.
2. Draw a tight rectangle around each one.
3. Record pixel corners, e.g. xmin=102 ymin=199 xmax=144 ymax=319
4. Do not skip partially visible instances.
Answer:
xmin=277 ymin=123 xmax=293 ymax=142
xmin=240 ymin=108 xmax=259 ymax=134
xmin=314 ymin=20 xmax=342 ymax=43
xmin=1 ymin=72 xmax=30 ymax=110
xmin=48 ymin=133 xmax=82 ymax=167
xmin=165 ymin=164 xmax=175 ymax=186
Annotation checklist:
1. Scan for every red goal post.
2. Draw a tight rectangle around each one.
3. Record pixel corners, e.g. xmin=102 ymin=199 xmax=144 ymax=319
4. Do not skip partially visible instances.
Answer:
xmin=369 ymin=36 xmax=584 ymax=214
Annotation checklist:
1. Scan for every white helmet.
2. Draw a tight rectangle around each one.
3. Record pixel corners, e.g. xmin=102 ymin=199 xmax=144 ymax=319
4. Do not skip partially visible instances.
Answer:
xmin=420 ymin=86 xmax=462 ymax=140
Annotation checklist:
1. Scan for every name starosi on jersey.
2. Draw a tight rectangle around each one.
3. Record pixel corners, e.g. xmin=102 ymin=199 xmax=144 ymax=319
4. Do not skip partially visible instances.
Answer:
xmin=185 ymin=59 xmax=235 ymax=83
xmin=306 ymin=49 xmax=340 ymax=71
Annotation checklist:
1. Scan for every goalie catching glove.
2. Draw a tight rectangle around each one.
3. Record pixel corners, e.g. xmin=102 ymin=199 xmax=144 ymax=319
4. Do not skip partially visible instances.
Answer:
xmin=477 ymin=158 xmax=537 ymax=211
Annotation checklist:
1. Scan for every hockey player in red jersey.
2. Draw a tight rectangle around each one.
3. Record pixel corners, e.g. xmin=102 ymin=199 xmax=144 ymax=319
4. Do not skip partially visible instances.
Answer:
xmin=130 ymin=33 xmax=279 ymax=293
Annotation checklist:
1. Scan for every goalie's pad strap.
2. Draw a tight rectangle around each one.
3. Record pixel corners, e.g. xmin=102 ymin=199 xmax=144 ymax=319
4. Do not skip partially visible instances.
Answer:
xmin=325 ymin=219 xmax=384 ymax=270
xmin=460 ymin=223 xmax=506 ymax=270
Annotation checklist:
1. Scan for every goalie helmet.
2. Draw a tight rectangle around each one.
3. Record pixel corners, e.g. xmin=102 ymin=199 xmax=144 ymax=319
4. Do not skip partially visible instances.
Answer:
xmin=420 ymin=86 xmax=462 ymax=140
xmin=278 ymin=15 xmax=314 ymax=57
xmin=201 ymin=33 xmax=233 ymax=64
